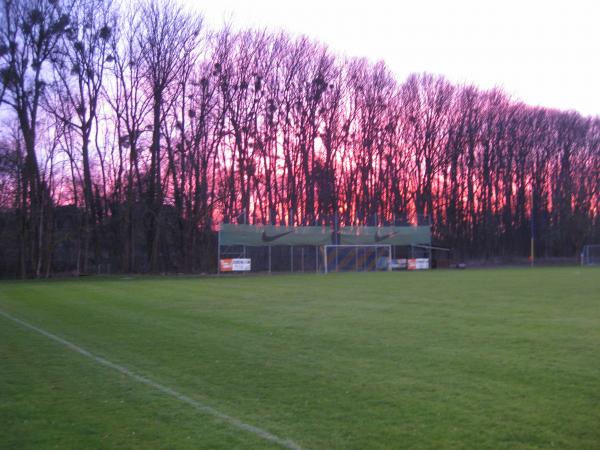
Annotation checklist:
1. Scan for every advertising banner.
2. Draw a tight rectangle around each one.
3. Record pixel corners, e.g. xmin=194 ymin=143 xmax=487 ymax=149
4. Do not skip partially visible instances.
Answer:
xmin=416 ymin=258 xmax=429 ymax=269
xmin=390 ymin=258 xmax=408 ymax=270
xmin=407 ymin=258 xmax=430 ymax=270
xmin=339 ymin=226 xmax=431 ymax=246
xmin=220 ymin=224 xmax=431 ymax=247
xmin=220 ymin=224 xmax=331 ymax=246
xmin=219 ymin=258 xmax=251 ymax=272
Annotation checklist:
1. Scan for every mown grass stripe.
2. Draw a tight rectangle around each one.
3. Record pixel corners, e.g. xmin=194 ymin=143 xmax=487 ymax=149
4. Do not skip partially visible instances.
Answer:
xmin=0 ymin=308 xmax=306 ymax=450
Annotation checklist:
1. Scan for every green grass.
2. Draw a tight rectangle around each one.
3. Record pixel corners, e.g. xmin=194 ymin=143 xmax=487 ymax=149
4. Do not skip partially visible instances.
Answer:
xmin=1 ymin=268 xmax=599 ymax=449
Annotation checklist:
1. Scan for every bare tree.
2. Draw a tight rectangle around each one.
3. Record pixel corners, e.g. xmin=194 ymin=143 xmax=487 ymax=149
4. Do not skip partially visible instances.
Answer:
xmin=137 ymin=0 xmax=202 ymax=271
xmin=0 ymin=6 xmax=598 ymax=276
xmin=45 ymin=0 xmax=116 ymax=273
xmin=0 ymin=0 xmax=74 ymax=277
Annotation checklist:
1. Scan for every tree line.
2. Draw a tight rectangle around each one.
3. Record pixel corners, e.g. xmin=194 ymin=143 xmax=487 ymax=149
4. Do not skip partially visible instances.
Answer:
xmin=0 ymin=0 xmax=598 ymax=277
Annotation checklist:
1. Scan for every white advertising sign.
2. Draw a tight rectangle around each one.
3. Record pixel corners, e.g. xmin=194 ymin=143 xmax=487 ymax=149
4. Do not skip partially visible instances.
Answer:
xmin=390 ymin=258 xmax=408 ymax=269
xmin=231 ymin=258 xmax=251 ymax=271
xmin=415 ymin=258 xmax=429 ymax=270
xmin=220 ymin=258 xmax=251 ymax=272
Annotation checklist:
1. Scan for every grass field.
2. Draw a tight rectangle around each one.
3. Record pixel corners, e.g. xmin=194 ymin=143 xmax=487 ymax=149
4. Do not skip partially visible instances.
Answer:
xmin=1 ymin=268 xmax=599 ymax=449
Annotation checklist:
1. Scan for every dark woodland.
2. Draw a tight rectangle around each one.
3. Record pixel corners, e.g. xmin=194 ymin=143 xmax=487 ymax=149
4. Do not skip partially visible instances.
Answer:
xmin=0 ymin=0 xmax=598 ymax=277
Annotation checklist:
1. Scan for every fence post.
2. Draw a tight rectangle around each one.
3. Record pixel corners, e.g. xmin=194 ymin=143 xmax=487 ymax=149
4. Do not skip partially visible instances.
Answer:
xmin=316 ymin=246 xmax=320 ymax=273
xmin=217 ymin=229 xmax=221 ymax=275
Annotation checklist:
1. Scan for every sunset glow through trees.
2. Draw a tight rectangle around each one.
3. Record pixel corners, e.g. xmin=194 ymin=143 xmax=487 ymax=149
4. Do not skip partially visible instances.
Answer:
xmin=0 ymin=0 xmax=598 ymax=276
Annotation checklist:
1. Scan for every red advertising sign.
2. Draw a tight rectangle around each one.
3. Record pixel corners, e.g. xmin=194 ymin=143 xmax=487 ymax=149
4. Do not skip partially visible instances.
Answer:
xmin=220 ymin=258 xmax=251 ymax=272
xmin=220 ymin=259 xmax=233 ymax=272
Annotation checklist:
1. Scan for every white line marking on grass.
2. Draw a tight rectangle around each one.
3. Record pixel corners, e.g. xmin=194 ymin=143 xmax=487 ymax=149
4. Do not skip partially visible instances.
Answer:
xmin=0 ymin=309 xmax=306 ymax=450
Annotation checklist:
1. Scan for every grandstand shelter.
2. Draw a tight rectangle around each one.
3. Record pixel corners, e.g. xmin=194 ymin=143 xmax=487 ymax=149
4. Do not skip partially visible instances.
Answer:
xmin=217 ymin=223 xmax=433 ymax=273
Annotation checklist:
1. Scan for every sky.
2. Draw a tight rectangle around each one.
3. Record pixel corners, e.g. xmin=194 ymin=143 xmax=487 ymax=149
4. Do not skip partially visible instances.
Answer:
xmin=189 ymin=0 xmax=600 ymax=117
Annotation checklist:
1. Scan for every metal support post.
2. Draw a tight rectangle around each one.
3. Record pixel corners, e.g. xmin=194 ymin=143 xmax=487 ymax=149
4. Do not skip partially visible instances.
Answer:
xmin=217 ymin=230 xmax=221 ymax=275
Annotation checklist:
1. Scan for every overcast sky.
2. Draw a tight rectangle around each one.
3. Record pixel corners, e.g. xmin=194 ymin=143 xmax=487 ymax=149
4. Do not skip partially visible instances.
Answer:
xmin=189 ymin=0 xmax=600 ymax=117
